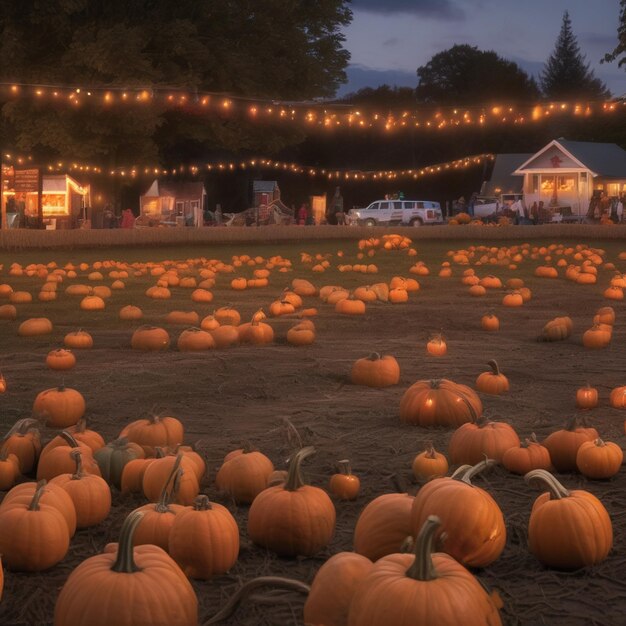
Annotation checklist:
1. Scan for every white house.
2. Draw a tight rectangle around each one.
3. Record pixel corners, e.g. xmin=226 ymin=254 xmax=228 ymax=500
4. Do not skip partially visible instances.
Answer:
xmin=514 ymin=139 xmax=626 ymax=220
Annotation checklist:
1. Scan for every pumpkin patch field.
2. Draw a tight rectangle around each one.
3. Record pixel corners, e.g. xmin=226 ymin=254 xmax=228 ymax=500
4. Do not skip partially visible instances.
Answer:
xmin=2 ymin=234 xmax=626 ymax=625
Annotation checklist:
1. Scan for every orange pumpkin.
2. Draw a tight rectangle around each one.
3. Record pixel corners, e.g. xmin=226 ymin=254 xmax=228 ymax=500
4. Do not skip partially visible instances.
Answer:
xmin=426 ymin=334 xmax=447 ymax=356
xmin=347 ymin=516 xmax=503 ymax=626
xmin=130 ymin=326 xmax=171 ymax=351
xmin=248 ymin=447 xmax=335 ymax=556
xmin=350 ymin=353 xmax=400 ymax=387
xmin=54 ymin=511 xmax=197 ymax=626
xmin=502 ymin=434 xmax=552 ymax=474
xmin=33 ymin=386 xmax=86 ymax=428
xmin=329 ymin=459 xmax=360 ymax=500
xmin=525 ymin=469 xmax=612 ymax=569
xmin=2 ymin=418 xmax=42 ymax=473
xmin=215 ymin=447 xmax=274 ymax=504
xmin=448 ymin=416 xmax=520 ymax=465
xmin=576 ymin=438 xmax=623 ymax=479
xmin=45 ymin=348 xmax=77 ymax=371
xmin=475 ymin=359 xmax=509 ymax=395
xmin=576 ymin=384 xmax=599 ymax=409
xmin=412 ymin=444 xmax=448 ymax=481
xmin=410 ymin=460 xmax=506 ymax=568
xmin=543 ymin=417 xmax=599 ymax=472
xmin=119 ymin=414 xmax=184 ymax=456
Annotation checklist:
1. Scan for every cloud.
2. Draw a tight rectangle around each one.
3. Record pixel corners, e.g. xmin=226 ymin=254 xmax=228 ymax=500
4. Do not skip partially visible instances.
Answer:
xmin=352 ymin=0 xmax=465 ymax=20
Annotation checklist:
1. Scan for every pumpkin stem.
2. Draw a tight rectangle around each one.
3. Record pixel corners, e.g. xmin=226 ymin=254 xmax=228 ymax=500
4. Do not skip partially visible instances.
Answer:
xmin=203 ymin=576 xmax=311 ymax=625
xmin=594 ymin=438 xmax=606 ymax=447
xmin=110 ymin=511 xmax=144 ymax=573
xmin=155 ymin=453 xmax=183 ymax=511
xmin=455 ymin=459 xmax=497 ymax=485
xmin=487 ymin=359 xmax=501 ymax=376
xmin=193 ymin=494 xmax=213 ymax=510
xmin=154 ymin=447 xmax=167 ymax=459
xmin=28 ymin=480 xmax=47 ymax=511
xmin=405 ymin=515 xmax=441 ymax=581
xmin=524 ymin=469 xmax=570 ymax=499
xmin=284 ymin=446 xmax=315 ymax=492
xmin=450 ymin=464 xmax=472 ymax=478
xmin=367 ymin=352 xmax=382 ymax=361
xmin=336 ymin=459 xmax=352 ymax=475
xmin=72 ymin=418 xmax=88 ymax=434
xmin=59 ymin=431 xmax=80 ymax=448
xmin=526 ymin=433 xmax=539 ymax=445
xmin=70 ymin=449 xmax=84 ymax=479
xmin=3 ymin=418 xmax=40 ymax=439
xmin=429 ymin=379 xmax=442 ymax=389
xmin=424 ymin=443 xmax=436 ymax=459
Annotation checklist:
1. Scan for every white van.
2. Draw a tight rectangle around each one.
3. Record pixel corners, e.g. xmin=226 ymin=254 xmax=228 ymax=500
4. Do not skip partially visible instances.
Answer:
xmin=347 ymin=199 xmax=444 ymax=226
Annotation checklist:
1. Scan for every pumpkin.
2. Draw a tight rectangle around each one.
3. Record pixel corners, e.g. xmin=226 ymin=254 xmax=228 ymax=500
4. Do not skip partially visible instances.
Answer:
xmin=33 ymin=386 xmax=86 ymax=428
xmin=448 ymin=416 xmax=519 ymax=465
xmin=542 ymin=417 xmax=599 ymax=472
xmin=80 ymin=295 xmax=105 ymax=311
xmin=609 ymin=386 xmax=626 ymax=408
xmin=350 ymin=353 xmax=400 ymax=387
xmin=525 ymin=469 xmax=612 ymax=569
xmin=353 ymin=493 xmax=415 ymax=561
xmin=502 ymin=291 xmax=523 ymax=307
xmin=576 ymin=384 xmax=598 ymax=409
xmin=286 ymin=322 xmax=316 ymax=345
xmin=0 ymin=304 xmax=17 ymax=319
xmin=132 ymin=465 xmax=187 ymax=551
xmin=541 ymin=316 xmax=574 ymax=341
xmin=426 ymin=334 xmax=447 ymax=356
xmin=329 ymin=459 xmax=360 ymax=500
xmin=410 ymin=460 xmax=506 ymax=568
xmin=304 ymin=552 xmax=373 ymax=626
xmin=582 ymin=324 xmax=611 ymax=349
xmin=215 ymin=447 xmax=274 ymax=504
xmin=2 ymin=418 xmax=41 ymax=473
xmin=412 ymin=444 xmax=448 ymax=481
xmin=119 ymin=305 xmax=143 ymax=321
xmin=168 ymin=494 xmax=239 ymax=580
xmin=248 ymin=447 xmax=335 ymax=556
xmin=50 ymin=450 xmax=112 ymax=528
xmin=0 ymin=449 xmax=20 ymax=490
xmin=177 ymin=327 xmax=215 ymax=351
xmin=475 ymin=359 xmax=509 ymax=395
xmin=210 ymin=325 xmax=240 ymax=348
xmin=336 ymin=297 xmax=366 ymax=315
xmin=94 ymin=437 xmax=145 ymax=490
xmin=64 ymin=330 xmax=94 ymax=349
xmin=45 ymin=348 xmax=77 ymax=371
xmin=575 ymin=438 xmax=623 ymax=479
xmin=502 ymin=434 xmax=552 ymax=474
xmin=142 ymin=452 xmax=199 ymax=506
xmin=119 ymin=414 xmax=184 ymax=456
xmin=238 ymin=320 xmax=274 ymax=345
xmin=121 ymin=457 xmax=158 ymax=494
xmin=481 ymin=313 xmax=499 ymax=331
xmin=594 ymin=306 xmax=615 ymax=325
xmin=0 ymin=480 xmax=70 ymax=571
xmin=131 ymin=326 xmax=171 ymax=351
xmin=166 ymin=310 xmax=200 ymax=326
xmin=214 ymin=306 xmax=241 ymax=326
xmin=347 ymin=516 xmax=503 ymax=626
xmin=399 ymin=378 xmax=483 ymax=427
xmin=43 ymin=419 xmax=105 ymax=455
xmin=175 ymin=444 xmax=206 ymax=481
xmin=292 ymin=278 xmax=317 ymax=296
xmin=17 ymin=317 xmax=53 ymax=336
xmin=37 ymin=432 xmax=101 ymax=482
xmin=54 ymin=511 xmax=198 ymax=626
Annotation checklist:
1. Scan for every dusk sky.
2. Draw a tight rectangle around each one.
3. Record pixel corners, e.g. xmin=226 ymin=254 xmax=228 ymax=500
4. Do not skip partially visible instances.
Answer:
xmin=340 ymin=0 xmax=626 ymax=97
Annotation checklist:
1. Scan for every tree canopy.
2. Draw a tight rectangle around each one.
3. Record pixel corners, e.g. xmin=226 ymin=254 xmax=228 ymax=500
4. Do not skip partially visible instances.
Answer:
xmin=540 ymin=11 xmax=610 ymax=100
xmin=603 ymin=0 xmax=626 ymax=70
xmin=337 ymin=85 xmax=417 ymax=108
xmin=415 ymin=44 xmax=540 ymax=106
xmin=0 ymin=0 xmax=352 ymax=163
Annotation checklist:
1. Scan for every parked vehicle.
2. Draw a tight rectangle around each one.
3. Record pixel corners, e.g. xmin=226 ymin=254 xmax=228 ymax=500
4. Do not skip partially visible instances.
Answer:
xmin=347 ymin=199 xmax=444 ymax=226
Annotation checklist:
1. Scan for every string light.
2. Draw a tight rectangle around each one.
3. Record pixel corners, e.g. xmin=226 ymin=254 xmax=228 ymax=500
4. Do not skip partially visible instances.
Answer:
xmin=1 ymin=151 xmax=494 ymax=181
xmin=1 ymin=82 xmax=624 ymax=132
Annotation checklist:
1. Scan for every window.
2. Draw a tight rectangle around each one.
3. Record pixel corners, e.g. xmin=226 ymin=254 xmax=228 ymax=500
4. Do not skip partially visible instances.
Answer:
xmin=391 ymin=202 xmax=403 ymax=211
xmin=416 ymin=202 xmax=424 ymax=209
xmin=557 ymin=176 xmax=576 ymax=192
xmin=380 ymin=202 xmax=390 ymax=210
xmin=175 ymin=201 xmax=184 ymax=216
xmin=531 ymin=175 xmax=539 ymax=193
xmin=403 ymin=201 xmax=416 ymax=209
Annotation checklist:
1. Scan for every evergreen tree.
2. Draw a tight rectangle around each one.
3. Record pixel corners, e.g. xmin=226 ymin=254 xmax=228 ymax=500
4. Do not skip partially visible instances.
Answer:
xmin=602 ymin=0 xmax=626 ymax=69
xmin=540 ymin=11 xmax=610 ymax=100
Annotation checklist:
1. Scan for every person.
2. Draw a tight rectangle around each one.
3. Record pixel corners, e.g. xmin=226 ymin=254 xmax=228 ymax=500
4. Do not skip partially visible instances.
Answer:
xmin=610 ymin=196 xmax=619 ymax=223
xmin=456 ymin=196 xmax=467 ymax=215
xmin=331 ymin=187 xmax=345 ymax=225
xmin=215 ymin=204 xmax=222 ymax=225
xmin=103 ymin=205 xmax=115 ymax=229
xmin=297 ymin=203 xmax=308 ymax=225
xmin=599 ymin=191 xmax=611 ymax=218
xmin=120 ymin=208 xmax=135 ymax=228
xmin=509 ymin=198 xmax=522 ymax=224
xmin=468 ymin=192 xmax=477 ymax=217
xmin=617 ymin=194 xmax=624 ymax=223
xmin=530 ymin=201 xmax=538 ymax=225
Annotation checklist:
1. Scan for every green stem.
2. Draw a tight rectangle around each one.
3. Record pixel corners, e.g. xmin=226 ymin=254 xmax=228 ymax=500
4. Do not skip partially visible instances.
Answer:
xmin=406 ymin=515 xmax=441 ymax=580
xmin=110 ymin=511 xmax=144 ymax=573
xmin=524 ymin=469 xmax=570 ymax=499
xmin=487 ymin=359 xmax=501 ymax=376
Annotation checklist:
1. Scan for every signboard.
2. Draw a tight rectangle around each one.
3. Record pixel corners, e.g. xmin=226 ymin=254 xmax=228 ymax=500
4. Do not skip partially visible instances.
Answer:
xmin=13 ymin=168 xmax=40 ymax=193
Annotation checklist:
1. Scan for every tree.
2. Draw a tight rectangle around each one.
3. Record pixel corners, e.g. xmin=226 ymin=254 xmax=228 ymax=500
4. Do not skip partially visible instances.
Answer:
xmin=415 ymin=45 xmax=540 ymax=106
xmin=602 ymin=0 xmax=626 ymax=69
xmin=0 ymin=0 xmax=352 ymax=163
xmin=541 ymin=11 xmax=610 ymax=100
xmin=337 ymin=85 xmax=417 ymax=108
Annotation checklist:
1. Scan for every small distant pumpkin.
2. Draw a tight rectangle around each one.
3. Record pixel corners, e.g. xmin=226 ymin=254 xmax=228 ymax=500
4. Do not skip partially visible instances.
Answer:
xmin=412 ymin=444 xmax=448 ymax=482
xmin=329 ymin=459 xmax=360 ymax=500
xmin=426 ymin=334 xmax=447 ymax=357
xmin=475 ymin=360 xmax=509 ymax=395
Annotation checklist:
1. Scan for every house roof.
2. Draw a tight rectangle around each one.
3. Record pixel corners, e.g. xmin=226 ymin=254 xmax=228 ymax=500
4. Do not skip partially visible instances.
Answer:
xmin=142 ymin=180 xmax=205 ymax=199
xmin=253 ymin=180 xmax=279 ymax=193
xmin=515 ymin=140 xmax=626 ymax=178
xmin=481 ymin=154 xmax=531 ymax=196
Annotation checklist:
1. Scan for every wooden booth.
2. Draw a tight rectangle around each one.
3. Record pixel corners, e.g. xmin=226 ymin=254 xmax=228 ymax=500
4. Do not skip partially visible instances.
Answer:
xmin=139 ymin=180 xmax=206 ymax=227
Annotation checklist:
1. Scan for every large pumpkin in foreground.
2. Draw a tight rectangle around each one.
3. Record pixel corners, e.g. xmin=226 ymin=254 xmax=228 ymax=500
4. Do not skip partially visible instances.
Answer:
xmin=399 ymin=378 xmax=482 ymax=427
xmin=54 ymin=511 xmax=197 ymax=626
xmin=347 ymin=516 xmax=502 ymax=626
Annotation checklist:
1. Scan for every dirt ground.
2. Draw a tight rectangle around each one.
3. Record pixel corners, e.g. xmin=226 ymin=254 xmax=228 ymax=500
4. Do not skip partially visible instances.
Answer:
xmin=1 ymin=237 xmax=626 ymax=625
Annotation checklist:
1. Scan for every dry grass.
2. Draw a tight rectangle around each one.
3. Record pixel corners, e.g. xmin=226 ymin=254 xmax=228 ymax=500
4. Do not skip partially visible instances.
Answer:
xmin=3 ymin=223 xmax=626 ymax=250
